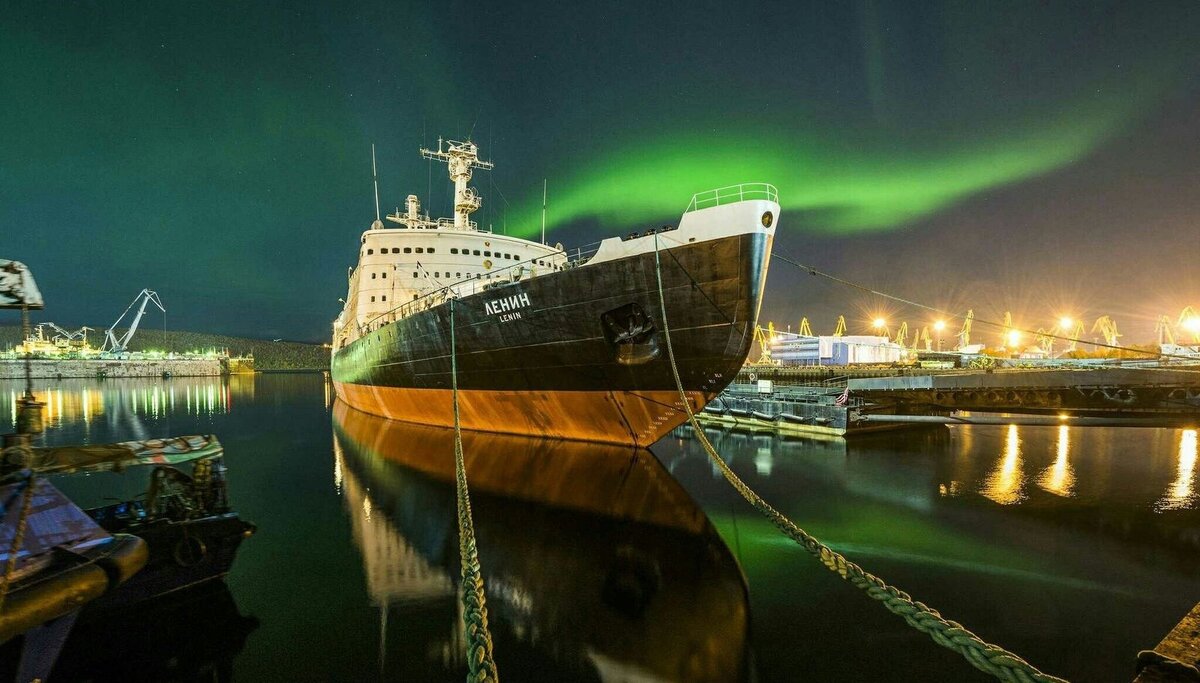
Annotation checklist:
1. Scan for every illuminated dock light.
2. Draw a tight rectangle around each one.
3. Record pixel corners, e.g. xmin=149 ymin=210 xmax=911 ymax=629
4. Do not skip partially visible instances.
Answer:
xmin=1007 ymin=330 xmax=1021 ymax=347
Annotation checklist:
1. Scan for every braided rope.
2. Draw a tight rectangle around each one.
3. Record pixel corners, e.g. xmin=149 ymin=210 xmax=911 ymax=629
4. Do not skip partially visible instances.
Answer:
xmin=449 ymin=299 xmax=500 ymax=683
xmin=651 ymin=236 xmax=1067 ymax=683
xmin=0 ymin=445 xmax=37 ymax=615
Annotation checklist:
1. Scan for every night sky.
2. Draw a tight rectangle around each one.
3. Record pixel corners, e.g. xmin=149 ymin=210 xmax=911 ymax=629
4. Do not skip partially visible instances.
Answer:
xmin=3 ymin=1 xmax=1198 ymax=342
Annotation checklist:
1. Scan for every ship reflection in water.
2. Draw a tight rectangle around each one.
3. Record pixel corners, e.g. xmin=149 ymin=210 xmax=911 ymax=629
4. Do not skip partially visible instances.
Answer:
xmin=332 ymin=401 xmax=751 ymax=682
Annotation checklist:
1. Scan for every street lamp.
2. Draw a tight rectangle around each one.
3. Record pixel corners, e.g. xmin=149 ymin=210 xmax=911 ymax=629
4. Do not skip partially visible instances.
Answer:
xmin=1059 ymin=316 xmax=1073 ymax=330
xmin=1007 ymin=329 xmax=1021 ymax=349
xmin=872 ymin=318 xmax=886 ymax=335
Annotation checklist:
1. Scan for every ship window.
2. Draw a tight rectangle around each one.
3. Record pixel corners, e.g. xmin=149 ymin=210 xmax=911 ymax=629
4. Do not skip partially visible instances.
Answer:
xmin=367 ymin=249 xmax=374 ymax=255
xmin=381 ymin=295 xmax=387 ymax=302
xmin=435 ymin=272 xmax=440 ymax=277
xmin=392 ymin=248 xmax=400 ymax=253
xmin=382 ymin=272 xmax=387 ymax=278
xmin=473 ymin=249 xmax=481 ymax=256
xmin=415 ymin=247 xmax=424 ymax=254
xmin=451 ymin=248 xmax=458 ymax=254
xmin=413 ymin=272 xmax=418 ymax=278
xmin=370 ymin=296 xmax=376 ymax=302
xmin=404 ymin=247 xmax=412 ymax=254
xmin=413 ymin=294 xmax=418 ymax=300
xmin=371 ymin=273 xmax=376 ymax=279
xmin=427 ymin=248 xmax=435 ymax=254
xmin=483 ymin=251 xmax=491 ymax=257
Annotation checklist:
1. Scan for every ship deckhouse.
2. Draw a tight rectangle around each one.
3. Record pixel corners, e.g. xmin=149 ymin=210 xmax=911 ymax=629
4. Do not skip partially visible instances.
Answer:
xmin=334 ymin=139 xmax=566 ymax=349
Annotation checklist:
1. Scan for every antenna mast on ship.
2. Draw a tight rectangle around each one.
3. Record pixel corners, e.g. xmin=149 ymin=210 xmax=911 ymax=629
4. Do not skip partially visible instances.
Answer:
xmin=370 ymin=144 xmax=383 ymax=230
xmin=419 ymin=137 xmax=494 ymax=230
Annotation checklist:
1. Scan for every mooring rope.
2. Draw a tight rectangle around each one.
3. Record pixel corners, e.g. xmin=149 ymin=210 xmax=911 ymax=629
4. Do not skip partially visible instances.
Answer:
xmin=652 ymin=236 xmax=1067 ymax=683
xmin=449 ymin=298 xmax=500 ymax=683
xmin=0 ymin=445 xmax=37 ymax=616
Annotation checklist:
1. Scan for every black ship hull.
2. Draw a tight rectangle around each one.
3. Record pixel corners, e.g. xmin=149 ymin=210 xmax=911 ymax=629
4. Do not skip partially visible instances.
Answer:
xmin=331 ymin=230 xmax=771 ymax=445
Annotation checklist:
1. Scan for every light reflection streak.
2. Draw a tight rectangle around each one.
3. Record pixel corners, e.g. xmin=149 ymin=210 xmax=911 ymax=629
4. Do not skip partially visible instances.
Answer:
xmin=1038 ymin=425 xmax=1075 ymax=497
xmin=1157 ymin=429 xmax=1197 ymax=511
xmin=0 ymin=379 xmax=234 ymax=430
xmin=982 ymin=424 xmax=1026 ymax=505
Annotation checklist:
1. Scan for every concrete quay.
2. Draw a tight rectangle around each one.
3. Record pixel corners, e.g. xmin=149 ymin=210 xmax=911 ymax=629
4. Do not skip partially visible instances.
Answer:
xmin=0 ymin=358 xmax=222 ymax=379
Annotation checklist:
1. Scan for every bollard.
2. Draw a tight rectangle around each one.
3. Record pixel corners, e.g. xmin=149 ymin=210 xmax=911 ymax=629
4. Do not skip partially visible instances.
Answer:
xmin=1134 ymin=601 xmax=1200 ymax=682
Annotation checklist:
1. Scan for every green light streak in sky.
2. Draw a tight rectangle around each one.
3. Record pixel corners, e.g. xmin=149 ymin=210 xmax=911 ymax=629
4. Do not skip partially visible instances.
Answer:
xmin=508 ymin=99 xmax=1139 ymax=238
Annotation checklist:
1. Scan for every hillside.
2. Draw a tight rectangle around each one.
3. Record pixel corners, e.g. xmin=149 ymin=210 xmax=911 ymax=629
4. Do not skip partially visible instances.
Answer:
xmin=0 ymin=325 xmax=329 ymax=370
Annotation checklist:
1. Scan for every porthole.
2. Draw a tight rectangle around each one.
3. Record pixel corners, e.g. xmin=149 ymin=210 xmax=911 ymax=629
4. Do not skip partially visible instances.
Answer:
xmin=761 ymin=211 xmax=774 ymax=228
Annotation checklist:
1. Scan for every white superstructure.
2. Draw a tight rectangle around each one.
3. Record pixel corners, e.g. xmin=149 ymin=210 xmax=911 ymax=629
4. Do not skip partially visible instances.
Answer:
xmin=333 ymin=139 xmax=567 ymax=349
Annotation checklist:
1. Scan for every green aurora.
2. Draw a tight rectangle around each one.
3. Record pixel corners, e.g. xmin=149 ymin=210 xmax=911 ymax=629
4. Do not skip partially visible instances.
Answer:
xmin=505 ymin=89 xmax=1154 ymax=238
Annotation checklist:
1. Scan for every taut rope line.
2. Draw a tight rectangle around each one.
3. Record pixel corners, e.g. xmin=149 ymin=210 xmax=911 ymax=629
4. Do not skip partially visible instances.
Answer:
xmin=449 ymin=298 xmax=499 ymax=682
xmin=653 ymin=235 xmax=1067 ymax=683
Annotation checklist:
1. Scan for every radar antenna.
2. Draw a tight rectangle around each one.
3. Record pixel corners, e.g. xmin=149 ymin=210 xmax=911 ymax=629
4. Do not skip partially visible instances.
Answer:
xmin=420 ymin=137 xmax=494 ymax=230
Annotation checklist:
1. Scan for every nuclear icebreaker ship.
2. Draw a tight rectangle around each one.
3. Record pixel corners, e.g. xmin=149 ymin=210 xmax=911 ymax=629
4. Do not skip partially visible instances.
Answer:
xmin=331 ymin=138 xmax=777 ymax=446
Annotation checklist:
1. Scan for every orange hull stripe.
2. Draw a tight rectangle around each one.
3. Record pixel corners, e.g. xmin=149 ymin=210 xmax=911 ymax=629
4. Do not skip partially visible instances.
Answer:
xmin=333 ymin=382 xmax=708 ymax=446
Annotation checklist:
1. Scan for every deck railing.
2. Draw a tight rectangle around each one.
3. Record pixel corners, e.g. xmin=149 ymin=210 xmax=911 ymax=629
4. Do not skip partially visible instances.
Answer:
xmin=685 ymin=183 xmax=778 ymax=213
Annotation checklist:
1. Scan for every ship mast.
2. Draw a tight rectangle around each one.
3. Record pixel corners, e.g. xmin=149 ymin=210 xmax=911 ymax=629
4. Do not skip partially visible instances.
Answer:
xmin=420 ymin=137 xmax=494 ymax=230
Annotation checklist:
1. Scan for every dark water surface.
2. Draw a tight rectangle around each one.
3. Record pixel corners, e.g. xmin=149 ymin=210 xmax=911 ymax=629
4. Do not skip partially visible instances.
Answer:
xmin=3 ymin=375 xmax=1198 ymax=682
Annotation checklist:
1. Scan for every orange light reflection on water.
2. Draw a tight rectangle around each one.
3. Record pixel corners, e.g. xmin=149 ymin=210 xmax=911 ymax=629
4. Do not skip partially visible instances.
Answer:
xmin=982 ymin=424 xmax=1026 ymax=505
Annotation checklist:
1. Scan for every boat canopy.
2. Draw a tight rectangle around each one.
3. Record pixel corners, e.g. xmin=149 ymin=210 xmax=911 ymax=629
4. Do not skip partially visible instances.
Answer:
xmin=31 ymin=435 xmax=224 ymax=475
xmin=0 ymin=259 xmax=44 ymax=310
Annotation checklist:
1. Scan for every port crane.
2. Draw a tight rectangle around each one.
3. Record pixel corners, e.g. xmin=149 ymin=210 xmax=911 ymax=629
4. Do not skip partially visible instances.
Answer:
xmin=893 ymin=322 xmax=909 ymax=348
xmin=42 ymin=322 xmax=93 ymax=344
xmin=956 ymin=310 xmax=974 ymax=350
xmin=798 ymin=317 xmax=813 ymax=337
xmin=1058 ymin=318 xmax=1086 ymax=353
xmin=102 ymin=289 xmax=165 ymax=354
xmin=1157 ymin=316 xmax=1177 ymax=346
xmin=1180 ymin=306 xmax=1200 ymax=343
xmin=1091 ymin=316 xmax=1121 ymax=347
xmin=832 ymin=316 xmax=847 ymax=336
xmin=751 ymin=324 xmax=778 ymax=365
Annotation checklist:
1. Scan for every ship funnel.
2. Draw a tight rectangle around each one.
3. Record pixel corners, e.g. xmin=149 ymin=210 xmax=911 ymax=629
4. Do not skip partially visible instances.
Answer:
xmin=406 ymin=195 xmax=420 ymax=221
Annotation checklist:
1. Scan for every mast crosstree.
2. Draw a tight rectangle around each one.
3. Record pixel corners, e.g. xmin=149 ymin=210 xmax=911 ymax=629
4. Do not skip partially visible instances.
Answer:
xmin=420 ymin=138 xmax=494 ymax=230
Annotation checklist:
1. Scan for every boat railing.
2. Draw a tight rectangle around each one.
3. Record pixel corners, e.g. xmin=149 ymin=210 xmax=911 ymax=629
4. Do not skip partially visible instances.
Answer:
xmin=685 ymin=183 xmax=778 ymax=213
xmin=359 ymin=247 xmax=577 ymax=333
xmin=563 ymin=240 xmax=603 ymax=268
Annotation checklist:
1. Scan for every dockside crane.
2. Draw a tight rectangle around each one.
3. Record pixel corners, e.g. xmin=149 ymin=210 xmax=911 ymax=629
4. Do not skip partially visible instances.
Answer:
xmin=893 ymin=322 xmax=909 ymax=348
xmin=1179 ymin=306 xmax=1200 ymax=343
xmin=833 ymin=316 xmax=847 ymax=336
xmin=102 ymin=289 xmax=165 ymax=355
xmin=1091 ymin=316 xmax=1121 ymax=347
xmin=43 ymin=322 xmax=93 ymax=344
xmin=751 ymin=324 xmax=777 ymax=365
xmin=799 ymin=317 xmax=813 ymax=337
xmin=1157 ymin=315 xmax=1177 ymax=346
xmin=920 ymin=325 xmax=932 ymax=351
xmin=1058 ymin=318 xmax=1086 ymax=353
xmin=956 ymin=310 xmax=974 ymax=350
xmin=1035 ymin=327 xmax=1054 ymax=354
